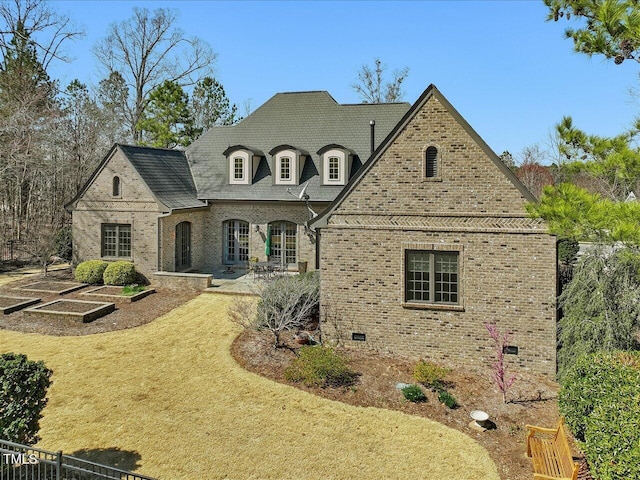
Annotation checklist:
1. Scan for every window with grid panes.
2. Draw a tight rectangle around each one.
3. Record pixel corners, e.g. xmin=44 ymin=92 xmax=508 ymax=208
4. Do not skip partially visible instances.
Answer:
xmin=328 ymin=156 xmax=340 ymax=181
xmin=405 ymin=250 xmax=458 ymax=304
xmin=233 ymin=157 xmax=244 ymax=180
xmin=101 ymin=224 xmax=131 ymax=258
xmin=280 ymin=156 xmax=291 ymax=181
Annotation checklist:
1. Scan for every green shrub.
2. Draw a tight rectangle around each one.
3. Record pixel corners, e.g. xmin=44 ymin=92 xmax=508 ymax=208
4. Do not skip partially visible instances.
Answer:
xmin=413 ymin=360 xmax=449 ymax=389
xmin=103 ymin=261 xmax=137 ymax=286
xmin=74 ymin=260 xmax=108 ymax=284
xmin=0 ymin=353 xmax=52 ymax=445
xmin=559 ymin=351 xmax=640 ymax=480
xmin=284 ymin=345 xmax=357 ymax=388
xmin=401 ymin=384 xmax=427 ymax=403
xmin=437 ymin=389 xmax=458 ymax=409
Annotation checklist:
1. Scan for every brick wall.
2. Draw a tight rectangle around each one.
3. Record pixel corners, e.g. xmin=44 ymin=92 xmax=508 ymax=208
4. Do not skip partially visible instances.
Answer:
xmin=174 ymin=201 xmax=325 ymax=272
xmin=71 ymin=149 xmax=161 ymax=279
xmin=320 ymin=227 xmax=557 ymax=377
xmin=319 ymin=90 xmax=557 ymax=377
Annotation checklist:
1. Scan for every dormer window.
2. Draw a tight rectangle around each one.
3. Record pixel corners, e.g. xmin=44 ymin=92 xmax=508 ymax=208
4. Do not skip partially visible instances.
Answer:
xmin=112 ymin=176 xmax=121 ymax=197
xmin=280 ymin=156 xmax=291 ymax=181
xmin=233 ymin=156 xmax=245 ymax=181
xmin=318 ymin=145 xmax=353 ymax=186
xmin=328 ymin=156 xmax=340 ymax=181
xmin=270 ymin=145 xmax=307 ymax=185
xmin=224 ymin=146 xmax=262 ymax=185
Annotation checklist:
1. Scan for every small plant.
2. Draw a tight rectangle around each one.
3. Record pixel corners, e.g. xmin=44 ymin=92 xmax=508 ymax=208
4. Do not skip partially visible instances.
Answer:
xmin=413 ymin=359 xmax=450 ymax=389
xmin=401 ymin=384 xmax=427 ymax=403
xmin=121 ymin=284 xmax=145 ymax=296
xmin=284 ymin=345 xmax=357 ymax=388
xmin=485 ymin=323 xmax=516 ymax=403
xmin=103 ymin=261 xmax=137 ymax=285
xmin=74 ymin=260 xmax=108 ymax=284
xmin=437 ymin=389 xmax=458 ymax=409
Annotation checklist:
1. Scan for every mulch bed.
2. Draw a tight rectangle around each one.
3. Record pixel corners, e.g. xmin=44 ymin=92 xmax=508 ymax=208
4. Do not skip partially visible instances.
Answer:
xmin=0 ymin=296 xmax=34 ymax=308
xmin=231 ymin=328 xmax=591 ymax=480
xmin=35 ymin=300 xmax=108 ymax=313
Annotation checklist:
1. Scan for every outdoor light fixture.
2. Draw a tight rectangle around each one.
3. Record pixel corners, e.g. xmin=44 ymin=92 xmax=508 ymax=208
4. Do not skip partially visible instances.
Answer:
xmin=254 ymin=225 xmax=260 ymax=232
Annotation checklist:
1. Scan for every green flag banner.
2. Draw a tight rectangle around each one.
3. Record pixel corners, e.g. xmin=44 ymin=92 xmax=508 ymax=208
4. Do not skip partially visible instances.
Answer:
xmin=265 ymin=225 xmax=271 ymax=257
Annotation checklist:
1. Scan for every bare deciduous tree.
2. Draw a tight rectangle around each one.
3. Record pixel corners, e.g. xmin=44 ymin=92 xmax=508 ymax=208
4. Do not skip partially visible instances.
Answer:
xmin=93 ymin=7 xmax=217 ymax=142
xmin=255 ymin=274 xmax=319 ymax=348
xmin=352 ymin=58 xmax=409 ymax=104
xmin=0 ymin=0 xmax=83 ymax=70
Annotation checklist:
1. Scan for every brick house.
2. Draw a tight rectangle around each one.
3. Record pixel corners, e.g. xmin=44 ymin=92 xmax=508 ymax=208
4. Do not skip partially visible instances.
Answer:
xmin=66 ymin=84 xmax=556 ymax=376
xmin=65 ymin=91 xmax=410 ymax=278
xmin=312 ymin=85 xmax=557 ymax=377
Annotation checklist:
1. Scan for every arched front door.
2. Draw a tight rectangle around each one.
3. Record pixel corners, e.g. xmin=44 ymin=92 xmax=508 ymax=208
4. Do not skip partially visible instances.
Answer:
xmin=175 ymin=221 xmax=192 ymax=271
xmin=268 ymin=221 xmax=297 ymax=267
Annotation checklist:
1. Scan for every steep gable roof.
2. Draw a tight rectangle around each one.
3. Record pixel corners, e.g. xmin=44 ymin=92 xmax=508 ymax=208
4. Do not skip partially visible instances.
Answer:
xmin=118 ymin=145 xmax=205 ymax=210
xmin=312 ymin=85 xmax=536 ymax=227
xmin=65 ymin=144 xmax=205 ymax=212
xmin=186 ymin=91 xmax=411 ymax=202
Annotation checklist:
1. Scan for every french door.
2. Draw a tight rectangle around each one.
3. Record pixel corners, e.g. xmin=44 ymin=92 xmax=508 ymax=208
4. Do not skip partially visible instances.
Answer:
xmin=175 ymin=221 xmax=191 ymax=271
xmin=224 ymin=220 xmax=249 ymax=264
xmin=269 ymin=221 xmax=297 ymax=266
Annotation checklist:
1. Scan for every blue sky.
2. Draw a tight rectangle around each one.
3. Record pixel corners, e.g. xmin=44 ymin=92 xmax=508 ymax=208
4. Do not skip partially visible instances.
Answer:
xmin=48 ymin=0 xmax=639 ymax=162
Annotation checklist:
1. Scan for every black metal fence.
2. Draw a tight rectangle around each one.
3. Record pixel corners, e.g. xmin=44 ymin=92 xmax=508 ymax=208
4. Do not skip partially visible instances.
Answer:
xmin=0 ymin=240 xmax=35 ymax=263
xmin=0 ymin=440 xmax=157 ymax=480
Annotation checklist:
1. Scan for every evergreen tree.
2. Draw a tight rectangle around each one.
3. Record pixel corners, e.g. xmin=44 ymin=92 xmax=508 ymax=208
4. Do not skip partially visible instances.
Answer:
xmin=557 ymin=247 xmax=640 ymax=377
xmin=546 ymin=0 xmax=640 ymax=65
xmin=191 ymin=76 xmax=240 ymax=137
xmin=97 ymin=71 xmax=130 ymax=145
xmin=136 ymin=80 xmax=193 ymax=148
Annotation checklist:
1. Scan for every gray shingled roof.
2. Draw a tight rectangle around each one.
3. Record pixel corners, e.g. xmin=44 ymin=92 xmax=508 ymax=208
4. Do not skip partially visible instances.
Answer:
xmin=186 ymin=91 xmax=411 ymax=202
xmin=118 ymin=145 xmax=206 ymax=210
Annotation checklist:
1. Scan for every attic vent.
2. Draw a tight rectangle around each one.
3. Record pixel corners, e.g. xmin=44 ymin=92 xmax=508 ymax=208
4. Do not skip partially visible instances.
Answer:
xmin=426 ymin=146 xmax=438 ymax=178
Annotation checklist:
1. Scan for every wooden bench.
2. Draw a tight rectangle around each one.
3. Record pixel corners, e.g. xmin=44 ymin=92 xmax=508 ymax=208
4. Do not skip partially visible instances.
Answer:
xmin=525 ymin=418 xmax=579 ymax=480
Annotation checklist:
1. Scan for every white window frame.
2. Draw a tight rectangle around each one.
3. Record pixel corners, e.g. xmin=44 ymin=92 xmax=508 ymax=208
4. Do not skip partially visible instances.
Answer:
xmin=322 ymin=149 xmax=346 ymax=185
xmin=229 ymin=150 xmax=250 ymax=185
xmin=275 ymin=150 xmax=297 ymax=185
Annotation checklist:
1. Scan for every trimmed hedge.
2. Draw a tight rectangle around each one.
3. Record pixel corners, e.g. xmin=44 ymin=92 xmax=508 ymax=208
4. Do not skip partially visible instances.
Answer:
xmin=559 ymin=351 xmax=640 ymax=480
xmin=74 ymin=260 xmax=108 ymax=284
xmin=103 ymin=261 xmax=137 ymax=286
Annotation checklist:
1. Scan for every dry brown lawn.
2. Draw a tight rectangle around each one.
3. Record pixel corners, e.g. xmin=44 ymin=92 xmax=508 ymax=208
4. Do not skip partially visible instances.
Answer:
xmin=0 ymin=293 xmax=499 ymax=480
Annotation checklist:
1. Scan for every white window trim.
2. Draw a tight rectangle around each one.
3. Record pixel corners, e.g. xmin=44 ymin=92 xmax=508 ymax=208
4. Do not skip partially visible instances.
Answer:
xmin=275 ymin=150 xmax=297 ymax=185
xmin=229 ymin=150 xmax=250 ymax=185
xmin=322 ymin=149 xmax=346 ymax=185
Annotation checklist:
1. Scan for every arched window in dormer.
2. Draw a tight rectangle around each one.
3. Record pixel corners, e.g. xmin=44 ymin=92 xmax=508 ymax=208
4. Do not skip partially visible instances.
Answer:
xmin=112 ymin=176 xmax=121 ymax=197
xmin=317 ymin=145 xmax=352 ymax=186
xmin=425 ymin=146 xmax=438 ymax=178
